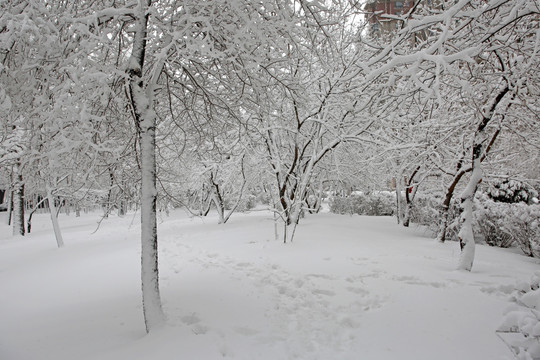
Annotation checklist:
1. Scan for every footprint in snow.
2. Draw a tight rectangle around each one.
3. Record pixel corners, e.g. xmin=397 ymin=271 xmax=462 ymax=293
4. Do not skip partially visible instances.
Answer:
xmin=346 ymin=275 xmax=364 ymax=283
xmin=346 ymin=286 xmax=369 ymax=296
xmin=234 ymin=262 xmax=252 ymax=268
xmin=278 ymin=285 xmax=298 ymax=298
xmin=191 ymin=323 xmax=208 ymax=335
xmin=181 ymin=313 xmax=201 ymax=325
xmin=233 ymin=326 xmax=259 ymax=336
xmin=393 ymin=275 xmax=447 ymax=288
xmin=181 ymin=313 xmax=209 ymax=335
xmin=392 ymin=275 xmax=417 ymax=281
xmin=306 ymin=273 xmax=334 ymax=280
xmin=350 ymin=257 xmax=371 ymax=265
xmin=480 ymin=283 xmax=515 ymax=296
xmin=345 ymin=271 xmax=384 ymax=282
xmin=312 ymin=289 xmax=336 ymax=296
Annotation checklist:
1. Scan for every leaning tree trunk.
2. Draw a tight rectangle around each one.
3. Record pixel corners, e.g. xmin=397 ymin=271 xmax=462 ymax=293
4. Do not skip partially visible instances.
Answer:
xmin=457 ymin=85 xmax=509 ymax=271
xmin=12 ymin=162 xmax=25 ymax=236
xmin=437 ymin=126 xmax=500 ymax=243
xmin=27 ymin=197 xmax=47 ymax=234
xmin=437 ymin=173 xmax=464 ymax=243
xmin=208 ymin=173 xmax=226 ymax=224
xmin=127 ymin=0 xmax=165 ymax=333
xmin=46 ymin=186 xmax=64 ymax=248
xmin=403 ymin=166 xmax=420 ymax=228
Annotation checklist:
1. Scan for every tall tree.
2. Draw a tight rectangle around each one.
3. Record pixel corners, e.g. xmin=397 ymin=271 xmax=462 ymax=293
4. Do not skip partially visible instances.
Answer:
xmin=125 ymin=0 xmax=166 ymax=332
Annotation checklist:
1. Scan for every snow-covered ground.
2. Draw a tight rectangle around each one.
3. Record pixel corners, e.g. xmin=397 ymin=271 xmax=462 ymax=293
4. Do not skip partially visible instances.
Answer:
xmin=1 ymin=208 xmax=538 ymax=360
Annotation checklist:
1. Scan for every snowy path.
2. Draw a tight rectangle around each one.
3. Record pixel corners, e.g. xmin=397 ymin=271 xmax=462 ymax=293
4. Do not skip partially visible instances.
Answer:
xmin=1 ymin=210 xmax=538 ymax=359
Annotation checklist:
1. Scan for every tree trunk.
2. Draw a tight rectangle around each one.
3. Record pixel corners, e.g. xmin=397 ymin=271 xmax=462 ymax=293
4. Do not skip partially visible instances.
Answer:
xmin=209 ymin=174 xmax=225 ymax=224
xmin=403 ymin=167 xmax=420 ymax=228
xmin=104 ymin=167 xmax=115 ymax=218
xmin=437 ymin=187 xmax=455 ymax=243
xmin=12 ymin=163 xmax=25 ymax=236
xmin=46 ymin=186 xmax=64 ymax=248
xmin=127 ymin=0 xmax=165 ymax=333
xmin=273 ymin=205 xmax=279 ymax=241
xmin=456 ymin=85 xmax=509 ymax=271
xmin=403 ymin=202 xmax=412 ymax=227
xmin=395 ymin=177 xmax=402 ymax=224
xmin=27 ymin=197 xmax=47 ymax=234
xmin=212 ymin=191 xmax=225 ymax=224
xmin=221 ymin=156 xmax=248 ymax=224
xmin=457 ymin=161 xmax=481 ymax=271
xmin=138 ymin=103 xmax=164 ymax=332
xmin=6 ymin=189 xmax=13 ymax=226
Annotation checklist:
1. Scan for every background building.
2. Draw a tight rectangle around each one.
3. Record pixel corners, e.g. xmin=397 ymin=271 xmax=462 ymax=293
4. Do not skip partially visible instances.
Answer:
xmin=364 ymin=1 xmax=414 ymax=35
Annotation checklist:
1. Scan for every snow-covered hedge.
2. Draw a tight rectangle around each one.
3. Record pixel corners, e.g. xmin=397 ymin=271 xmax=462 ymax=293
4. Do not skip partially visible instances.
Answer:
xmin=225 ymin=193 xmax=257 ymax=212
xmin=476 ymin=195 xmax=540 ymax=255
xmin=475 ymin=195 xmax=518 ymax=248
xmin=330 ymin=192 xmax=395 ymax=216
xmin=488 ymin=179 xmax=538 ymax=204
xmin=409 ymin=194 xmax=444 ymax=233
xmin=405 ymin=192 xmax=540 ymax=255
xmin=498 ymin=272 xmax=540 ymax=360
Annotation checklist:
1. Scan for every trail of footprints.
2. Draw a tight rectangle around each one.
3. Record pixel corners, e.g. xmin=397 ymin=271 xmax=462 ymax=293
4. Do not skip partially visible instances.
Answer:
xmin=166 ymin=249 xmax=387 ymax=355
xmin=164 ymin=246 xmax=458 ymax=355
xmin=164 ymin=246 xmax=446 ymax=338
xmin=162 ymin=242 xmax=514 ymax=358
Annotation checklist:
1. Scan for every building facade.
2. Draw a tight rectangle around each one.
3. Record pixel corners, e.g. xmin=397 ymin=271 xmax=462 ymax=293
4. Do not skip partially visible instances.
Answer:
xmin=364 ymin=0 xmax=414 ymax=35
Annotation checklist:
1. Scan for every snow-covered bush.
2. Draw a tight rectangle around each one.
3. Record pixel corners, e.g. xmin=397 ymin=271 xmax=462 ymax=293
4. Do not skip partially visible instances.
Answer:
xmin=497 ymin=272 xmax=540 ymax=360
xmin=330 ymin=192 xmax=395 ymax=216
xmin=408 ymin=194 xmax=444 ymax=233
xmin=476 ymin=194 xmax=540 ymax=255
xmin=475 ymin=195 xmax=516 ymax=248
xmin=404 ymin=191 xmax=539 ymax=253
xmin=510 ymin=205 xmax=540 ymax=258
xmin=221 ymin=192 xmax=257 ymax=212
xmin=488 ymin=179 xmax=538 ymax=204
xmin=240 ymin=194 xmax=257 ymax=211
xmin=329 ymin=196 xmax=356 ymax=215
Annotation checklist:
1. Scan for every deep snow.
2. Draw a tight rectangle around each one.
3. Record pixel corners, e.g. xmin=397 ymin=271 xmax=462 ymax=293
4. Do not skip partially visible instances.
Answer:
xmin=1 ymin=208 xmax=539 ymax=360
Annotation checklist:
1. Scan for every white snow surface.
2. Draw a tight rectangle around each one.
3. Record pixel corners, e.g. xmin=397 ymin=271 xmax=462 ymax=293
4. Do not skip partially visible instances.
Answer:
xmin=1 ymin=209 xmax=539 ymax=360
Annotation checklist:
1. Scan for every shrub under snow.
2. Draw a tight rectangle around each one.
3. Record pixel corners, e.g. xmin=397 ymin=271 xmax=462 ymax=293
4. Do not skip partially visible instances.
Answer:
xmin=476 ymin=194 xmax=540 ymax=256
xmin=408 ymin=194 xmax=445 ymax=233
xmin=488 ymin=179 xmax=538 ymax=204
xmin=498 ymin=272 xmax=540 ymax=360
xmin=330 ymin=190 xmax=540 ymax=258
xmin=330 ymin=192 xmax=395 ymax=216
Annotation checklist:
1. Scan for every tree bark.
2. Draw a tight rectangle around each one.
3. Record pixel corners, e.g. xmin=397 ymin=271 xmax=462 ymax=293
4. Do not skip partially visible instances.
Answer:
xmin=208 ymin=173 xmax=225 ymax=224
xmin=27 ymin=197 xmax=47 ymax=234
xmin=12 ymin=163 xmax=25 ymax=236
xmin=437 ymin=170 xmax=467 ymax=243
xmin=127 ymin=0 xmax=165 ymax=333
xmin=457 ymin=85 xmax=509 ymax=271
xmin=437 ymin=126 xmax=501 ymax=243
xmin=456 ymin=161 xmax=480 ymax=271
xmin=6 ymin=188 xmax=13 ymax=226
xmin=403 ymin=167 xmax=420 ymax=228
xmin=46 ymin=186 xmax=64 ymax=248
xmin=395 ymin=177 xmax=402 ymax=224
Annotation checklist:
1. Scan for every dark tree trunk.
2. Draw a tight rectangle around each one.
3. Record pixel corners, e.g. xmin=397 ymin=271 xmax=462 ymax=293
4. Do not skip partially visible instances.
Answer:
xmin=12 ymin=164 xmax=25 ymax=236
